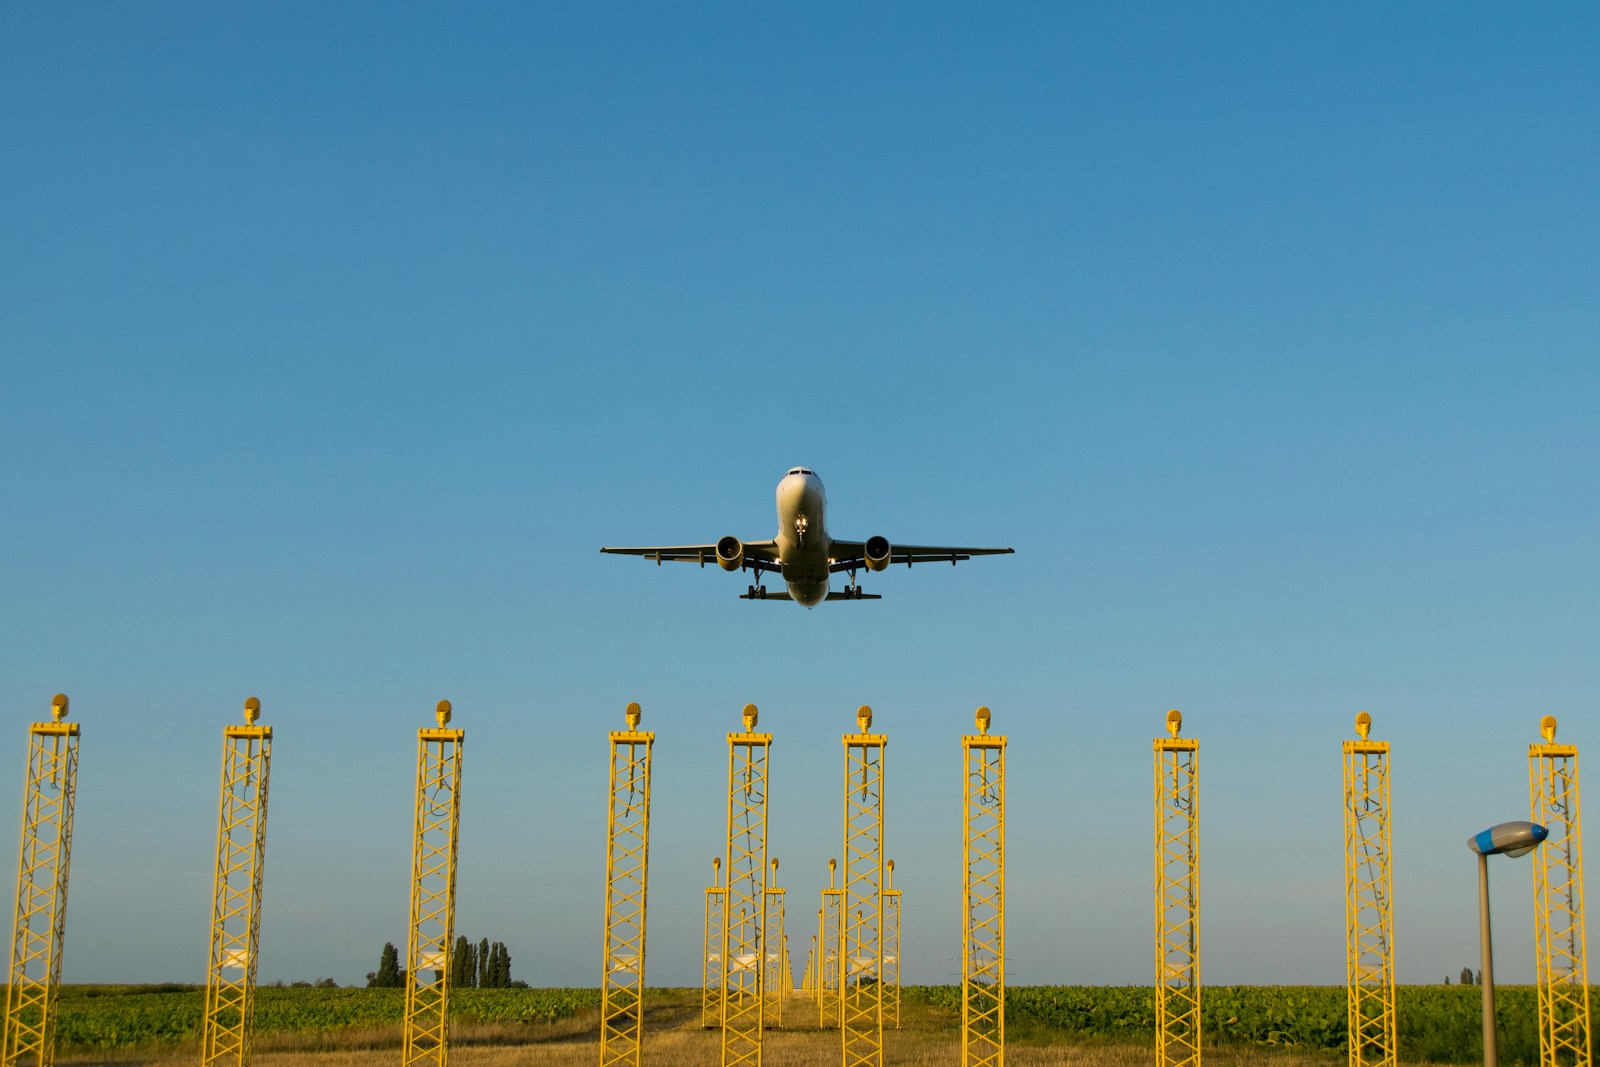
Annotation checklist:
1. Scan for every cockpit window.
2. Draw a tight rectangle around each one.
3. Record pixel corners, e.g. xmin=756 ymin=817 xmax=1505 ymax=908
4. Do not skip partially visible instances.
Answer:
xmin=787 ymin=467 xmax=815 ymax=476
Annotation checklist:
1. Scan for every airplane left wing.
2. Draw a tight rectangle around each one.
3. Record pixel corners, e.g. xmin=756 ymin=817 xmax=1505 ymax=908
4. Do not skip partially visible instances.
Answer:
xmin=827 ymin=540 xmax=1013 ymax=571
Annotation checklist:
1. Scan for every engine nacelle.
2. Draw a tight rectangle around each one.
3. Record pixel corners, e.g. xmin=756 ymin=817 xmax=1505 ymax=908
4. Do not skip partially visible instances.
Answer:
xmin=864 ymin=535 xmax=892 ymax=572
xmin=716 ymin=535 xmax=745 ymax=572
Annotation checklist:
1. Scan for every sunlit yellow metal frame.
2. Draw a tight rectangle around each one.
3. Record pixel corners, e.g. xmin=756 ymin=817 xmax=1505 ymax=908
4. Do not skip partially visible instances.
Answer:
xmin=883 ymin=859 xmax=902 ymax=1031
xmin=202 ymin=699 xmax=273 ymax=1067
xmin=704 ymin=858 xmax=725 ymax=1028
xmin=721 ymin=705 xmax=771 ymax=1067
xmin=601 ymin=703 xmax=654 ymax=1067
xmin=762 ymin=860 xmax=785 ymax=1028
xmin=818 ymin=860 xmax=841 ymax=1027
xmin=1343 ymin=712 xmax=1395 ymax=1067
xmin=1530 ymin=715 xmax=1590 ymax=1067
xmin=962 ymin=708 xmax=1005 ymax=1067
xmin=1154 ymin=710 xmax=1200 ymax=1067
xmin=801 ymin=937 xmax=814 ymax=997
xmin=2 ymin=695 xmax=78 ymax=1067
xmin=842 ymin=706 xmax=887 ymax=1067
xmin=402 ymin=701 xmax=464 ymax=1067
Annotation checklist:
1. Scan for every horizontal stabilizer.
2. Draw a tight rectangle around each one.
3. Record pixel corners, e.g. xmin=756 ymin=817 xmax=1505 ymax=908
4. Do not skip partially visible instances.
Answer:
xmin=739 ymin=590 xmax=882 ymax=601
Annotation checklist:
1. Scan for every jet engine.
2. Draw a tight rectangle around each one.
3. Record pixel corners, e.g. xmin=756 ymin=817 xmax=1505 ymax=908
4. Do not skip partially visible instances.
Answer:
xmin=716 ymin=536 xmax=745 ymax=572
xmin=864 ymin=535 xmax=892 ymax=572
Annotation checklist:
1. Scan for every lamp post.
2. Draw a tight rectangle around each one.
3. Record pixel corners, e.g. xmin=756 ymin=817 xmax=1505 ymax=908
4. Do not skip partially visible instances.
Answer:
xmin=1467 ymin=820 xmax=1548 ymax=1067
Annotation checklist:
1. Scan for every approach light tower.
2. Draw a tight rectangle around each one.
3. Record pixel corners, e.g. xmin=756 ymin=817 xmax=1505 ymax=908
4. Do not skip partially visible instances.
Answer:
xmin=703 ymin=858 xmax=725 ymax=1028
xmin=818 ymin=860 xmax=841 ymax=1027
xmin=883 ymin=859 xmax=902 ymax=1031
xmin=1529 ymin=715 xmax=1590 ymax=1067
xmin=841 ymin=706 xmax=887 ymax=1067
xmin=1343 ymin=712 xmax=1396 ymax=1067
xmin=763 ymin=859 xmax=786 ymax=1028
xmin=721 ymin=705 xmax=771 ymax=1067
xmin=1154 ymin=709 xmax=1200 ymax=1067
xmin=403 ymin=700 xmax=465 ymax=1067
xmin=202 ymin=698 xmax=273 ymax=1067
xmin=2 ymin=694 xmax=79 ymax=1067
xmin=962 ymin=707 xmax=1006 ymax=1067
xmin=601 ymin=702 xmax=654 ymax=1067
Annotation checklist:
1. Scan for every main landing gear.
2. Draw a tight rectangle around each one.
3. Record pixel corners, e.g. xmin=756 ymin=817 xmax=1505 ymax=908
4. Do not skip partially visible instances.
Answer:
xmin=841 ymin=566 xmax=868 ymax=599
xmin=746 ymin=584 xmax=768 ymax=599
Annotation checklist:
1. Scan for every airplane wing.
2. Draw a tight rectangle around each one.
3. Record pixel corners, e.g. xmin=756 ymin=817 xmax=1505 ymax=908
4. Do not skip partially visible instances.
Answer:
xmin=827 ymin=540 xmax=1013 ymax=572
xmin=600 ymin=541 xmax=781 ymax=573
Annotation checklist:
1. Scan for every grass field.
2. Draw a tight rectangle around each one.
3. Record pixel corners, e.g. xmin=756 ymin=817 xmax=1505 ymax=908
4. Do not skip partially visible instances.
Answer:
xmin=40 ymin=984 xmax=1582 ymax=1066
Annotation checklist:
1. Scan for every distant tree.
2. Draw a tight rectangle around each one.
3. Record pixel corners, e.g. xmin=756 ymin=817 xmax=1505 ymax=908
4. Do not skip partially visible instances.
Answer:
xmin=452 ymin=936 xmax=472 ymax=988
xmin=1475 ymin=970 xmax=1482 ymax=985
xmin=290 ymin=980 xmax=312 ymax=988
xmin=496 ymin=942 xmax=512 ymax=988
xmin=1444 ymin=975 xmax=1451 ymax=985
xmin=315 ymin=977 xmax=338 ymax=988
xmin=478 ymin=938 xmax=490 ymax=989
xmin=1460 ymin=967 xmax=1475 ymax=986
xmin=368 ymin=942 xmax=402 ymax=988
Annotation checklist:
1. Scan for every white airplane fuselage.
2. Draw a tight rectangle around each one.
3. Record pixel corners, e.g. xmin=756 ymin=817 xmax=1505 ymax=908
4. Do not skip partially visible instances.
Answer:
xmin=775 ymin=470 xmax=831 ymax=606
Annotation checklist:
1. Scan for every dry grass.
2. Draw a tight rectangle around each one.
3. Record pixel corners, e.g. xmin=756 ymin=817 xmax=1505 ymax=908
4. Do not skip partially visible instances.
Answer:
xmin=52 ymin=994 xmax=1426 ymax=1067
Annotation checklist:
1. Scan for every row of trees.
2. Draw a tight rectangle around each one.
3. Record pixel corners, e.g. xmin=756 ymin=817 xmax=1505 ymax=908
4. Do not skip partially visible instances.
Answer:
xmin=367 ymin=937 xmax=521 ymax=988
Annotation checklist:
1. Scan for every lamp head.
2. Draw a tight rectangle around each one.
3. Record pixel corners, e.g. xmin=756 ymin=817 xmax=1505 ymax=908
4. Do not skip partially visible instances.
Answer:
xmin=1468 ymin=820 xmax=1548 ymax=858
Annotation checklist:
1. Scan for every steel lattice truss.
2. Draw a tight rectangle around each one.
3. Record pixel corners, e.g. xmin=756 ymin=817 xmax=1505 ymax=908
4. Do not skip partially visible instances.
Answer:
xmin=703 ymin=885 xmax=726 ymax=1028
xmin=1154 ymin=739 xmax=1200 ymax=1067
xmin=841 ymin=732 xmax=887 ymax=1067
xmin=819 ymin=890 xmax=842 ymax=1027
xmin=962 ymin=736 xmax=1005 ymax=1067
xmin=403 ymin=727 xmax=464 ymax=1067
xmin=1343 ymin=741 xmax=1396 ymax=1067
xmin=202 ymin=725 xmax=273 ymax=1067
xmin=721 ymin=731 xmax=770 ymax=1067
xmin=762 ymin=887 xmax=785 ymax=1027
xmin=1530 ymin=743 xmax=1590 ymax=1067
xmin=3 ymin=718 xmax=79 ymax=1067
xmin=883 ymin=888 xmax=902 ymax=1031
xmin=601 ymin=727 xmax=653 ymax=1067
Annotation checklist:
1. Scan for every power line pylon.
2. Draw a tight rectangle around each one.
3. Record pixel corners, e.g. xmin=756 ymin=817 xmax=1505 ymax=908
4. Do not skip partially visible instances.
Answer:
xmin=601 ymin=702 xmax=654 ymax=1067
xmin=1530 ymin=714 xmax=1590 ymax=1067
xmin=1154 ymin=709 xmax=1200 ymax=1067
xmin=818 ymin=860 xmax=840 ymax=1026
xmin=841 ymin=705 xmax=887 ymax=1067
xmin=883 ymin=859 xmax=901 ymax=1031
xmin=403 ymin=700 xmax=465 ymax=1067
xmin=763 ymin=859 xmax=785 ymax=1028
xmin=202 ymin=698 xmax=273 ymax=1067
xmin=962 ymin=707 xmax=1005 ymax=1067
xmin=1343 ymin=712 xmax=1395 ymax=1067
xmin=703 ymin=858 xmax=724 ymax=1028
xmin=721 ymin=704 xmax=771 ymax=1067
xmin=2 ymin=694 xmax=79 ymax=1067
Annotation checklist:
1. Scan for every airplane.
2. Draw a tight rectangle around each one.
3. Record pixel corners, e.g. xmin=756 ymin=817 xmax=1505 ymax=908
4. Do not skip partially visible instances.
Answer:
xmin=600 ymin=467 xmax=1014 ymax=607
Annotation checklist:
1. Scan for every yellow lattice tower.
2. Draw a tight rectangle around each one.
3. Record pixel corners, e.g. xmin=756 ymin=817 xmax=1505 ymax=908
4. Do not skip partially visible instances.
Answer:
xmin=2 ymin=694 xmax=79 ymax=1067
xmin=763 ymin=859 xmax=785 ymax=1028
xmin=842 ymin=705 xmax=887 ymax=1067
xmin=601 ymin=702 xmax=654 ymax=1067
xmin=818 ymin=860 xmax=841 ymax=1026
xmin=402 ymin=700 xmax=465 ymax=1067
xmin=202 ymin=698 xmax=273 ymax=1067
xmin=962 ymin=707 xmax=1005 ymax=1067
xmin=883 ymin=859 xmax=902 ymax=1031
xmin=1154 ymin=709 xmax=1200 ymax=1067
xmin=1343 ymin=711 xmax=1395 ymax=1067
xmin=1530 ymin=714 xmax=1590 ymax=1067
xmin=721 ymin=704 xmax=771 ymax=1067
xmin=703 ymin=858 xmax=725 ymax=1028
xmin=801 ymin=937 xmax=814 ymax=996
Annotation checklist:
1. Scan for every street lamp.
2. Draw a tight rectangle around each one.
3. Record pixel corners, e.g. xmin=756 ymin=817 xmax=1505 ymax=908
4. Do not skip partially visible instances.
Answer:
xmin=1467 ymin=819 xmax=1548 ymax=1067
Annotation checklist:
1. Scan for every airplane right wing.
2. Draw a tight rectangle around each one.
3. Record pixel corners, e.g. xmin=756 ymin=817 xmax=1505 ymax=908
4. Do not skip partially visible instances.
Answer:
xmin=600 ymin=540 xmax=781 ymax=573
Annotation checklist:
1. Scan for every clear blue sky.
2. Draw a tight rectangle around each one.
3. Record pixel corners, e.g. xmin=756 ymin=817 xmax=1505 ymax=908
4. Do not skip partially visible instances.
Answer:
xmin=3 ymin=4 xmax=1596 ymax=988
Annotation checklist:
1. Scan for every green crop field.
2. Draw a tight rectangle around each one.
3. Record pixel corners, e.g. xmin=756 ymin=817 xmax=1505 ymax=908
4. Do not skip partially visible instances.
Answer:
xmin=907 ymin=984 xmax=1587 ymax=1065
xmin=35 ymin=983 xmax=1597 ymax=1064
xmin=48 ymin=985 xmax=604 ymax=1050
